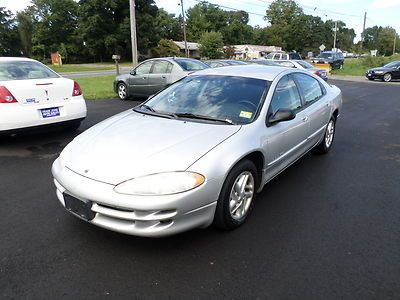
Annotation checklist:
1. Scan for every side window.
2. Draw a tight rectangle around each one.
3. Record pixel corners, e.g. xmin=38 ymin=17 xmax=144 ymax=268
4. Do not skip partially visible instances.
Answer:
xmin=293 ymin=73 xmax=323 ymax=105
xmin=135 ymin=61 xmax=153 ymax=75
xmin=269 ymin=75 xmax=302 ymax=116
xmin=152 ymin=61 xmax=172 ymax=74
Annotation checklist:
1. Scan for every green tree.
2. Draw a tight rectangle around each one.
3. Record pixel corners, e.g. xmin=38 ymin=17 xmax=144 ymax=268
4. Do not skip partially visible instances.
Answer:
xmin=199 ymin=31 xmax=224 ymax=59
xmin=378 ymin=27 xmax=397 ymax=56
xmin=151 ymin=39 xmax=180 ymax=57
xmin=0 ymin=7 xmax=22 ymax=56
xmin=16 ymin=9 xmax=34 ymax=56
xmin=186 ymin=2 xmax=228 ymax=42
xmin=155 ymin=9 xmax=182 ymax=42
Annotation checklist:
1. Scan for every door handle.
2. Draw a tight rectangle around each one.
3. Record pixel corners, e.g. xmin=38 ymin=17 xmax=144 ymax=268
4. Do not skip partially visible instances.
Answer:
xmin=302 ymin=116 xmax=309 ymax=122
xmin=142 ymin=77 xmax=147 ymax=80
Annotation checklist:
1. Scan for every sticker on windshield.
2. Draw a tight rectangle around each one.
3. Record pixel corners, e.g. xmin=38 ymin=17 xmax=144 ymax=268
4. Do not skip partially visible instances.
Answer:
xmin=239 ymin=111 xmax=253 ymax=119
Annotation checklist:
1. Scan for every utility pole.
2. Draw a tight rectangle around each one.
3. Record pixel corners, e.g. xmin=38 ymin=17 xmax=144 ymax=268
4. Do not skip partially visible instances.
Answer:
xmin=180 ymin=0 xmax=189 ymax=57
xmin=333 ymin=21 xmax=337 ymax=51
xmin=129 ymin=0 xmax=138 ymax=67
xmin=394 ymin=35 xmax=397 ymax=55
xmin=360 ymin=12 xmax=367 ymax=52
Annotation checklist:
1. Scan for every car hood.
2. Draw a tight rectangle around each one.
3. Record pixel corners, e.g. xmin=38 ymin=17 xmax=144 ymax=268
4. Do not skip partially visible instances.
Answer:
xmin=368 ymin=67 xmax=392 ymax=72
xmin=61 ymin=110 xmax=241 ymax=185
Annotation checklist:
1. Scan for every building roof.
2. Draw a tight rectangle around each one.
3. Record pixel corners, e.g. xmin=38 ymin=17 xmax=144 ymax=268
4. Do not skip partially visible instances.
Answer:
xmin=173 ymin=41 xmax=200 ymax=51
xmin=234 ymin=45 xmax=282 ymax=53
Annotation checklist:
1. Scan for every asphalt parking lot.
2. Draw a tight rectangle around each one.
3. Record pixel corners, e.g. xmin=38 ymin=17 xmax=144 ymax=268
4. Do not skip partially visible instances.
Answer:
xmin=1 ymin=80 xmax=400 ymax=299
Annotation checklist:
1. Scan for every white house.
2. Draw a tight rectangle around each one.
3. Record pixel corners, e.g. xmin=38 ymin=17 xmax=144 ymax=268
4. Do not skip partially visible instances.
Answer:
xmin=233 ymin=45 xmax=282 ymax=60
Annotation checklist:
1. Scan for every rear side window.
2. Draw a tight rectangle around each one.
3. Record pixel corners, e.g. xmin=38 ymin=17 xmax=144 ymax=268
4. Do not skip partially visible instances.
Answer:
xmin=0 ymin=61 xmax=59 ymax=81
xmin=152 ymin=61 xmax=172 ymax=74
xmin=293 ymin=73 xmax=323 ymax=105
xmin=269 ymin=75 xmax=302 ymax=116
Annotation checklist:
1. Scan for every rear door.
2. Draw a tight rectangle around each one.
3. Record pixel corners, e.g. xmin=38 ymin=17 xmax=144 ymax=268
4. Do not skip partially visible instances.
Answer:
xmin=147 ymin=60 xmax=173 ymax=94
xmin=293 ymin=73 xmax=330 ymax=146
xmin=393 ymin=62 xmax=400 ymax=79
xmin=127 ymin=61 xmax=153 ymax=96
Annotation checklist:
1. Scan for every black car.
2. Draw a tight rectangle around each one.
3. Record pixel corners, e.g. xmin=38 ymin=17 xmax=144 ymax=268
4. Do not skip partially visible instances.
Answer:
xmin=311 ymin=51 xmax=344 ymax=70
xmin=365 ymin=61 xmax=400 ymax=82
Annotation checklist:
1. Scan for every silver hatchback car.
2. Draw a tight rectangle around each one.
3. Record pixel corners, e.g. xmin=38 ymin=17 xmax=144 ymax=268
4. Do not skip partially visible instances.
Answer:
xmin=52 ymin=65 xmax=342 ymax=237
xmin=114 ymin=57 xmax=209 ymax=100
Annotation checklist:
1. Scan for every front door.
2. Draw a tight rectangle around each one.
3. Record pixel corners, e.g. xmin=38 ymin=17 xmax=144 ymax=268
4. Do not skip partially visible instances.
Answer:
xmin=128 ymin=61 xmax=153 ymax=96
xmin=263 ymin=75 xmax=309 ymax=182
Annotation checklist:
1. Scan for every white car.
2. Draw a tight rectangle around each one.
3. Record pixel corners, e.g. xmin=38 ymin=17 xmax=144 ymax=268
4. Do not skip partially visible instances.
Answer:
xmin=0 ymin=57 xmax=87 ymax=134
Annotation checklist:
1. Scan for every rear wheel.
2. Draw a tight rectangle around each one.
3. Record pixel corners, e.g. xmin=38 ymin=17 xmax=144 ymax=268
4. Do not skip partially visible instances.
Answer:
xmin=383 ymin=73 xmax=392 ymax=82
xmin=213 ymin=160 xmax=258 ymax=230
xmin=313 ymin=117 xmax=336 ymax=154
xmin=117 ymin=82 xmax=128 ymax=100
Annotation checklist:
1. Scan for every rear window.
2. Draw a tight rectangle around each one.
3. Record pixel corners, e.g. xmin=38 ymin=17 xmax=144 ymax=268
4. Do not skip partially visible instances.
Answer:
xmin=175 ymin=59 xmax=209 ymax=71
xmin=0 ymin=61 xmax=59 ymax=81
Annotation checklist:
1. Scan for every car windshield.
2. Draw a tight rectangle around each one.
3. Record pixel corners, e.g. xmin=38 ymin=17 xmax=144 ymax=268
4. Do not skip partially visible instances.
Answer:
xmin=175 ymin=59 xmax=209 ymax=71
xmin=318 ymin=53 xmax=333 ymax=59
xmin=136 ymin=75 xmax=269 ymax=125
xmin=383 ymin=61 xmax=399 ymax=68
xmin=0 ymin=61 xmax=59 ymax=81
xmin=297 ymin=60 xmax=314 ymax=69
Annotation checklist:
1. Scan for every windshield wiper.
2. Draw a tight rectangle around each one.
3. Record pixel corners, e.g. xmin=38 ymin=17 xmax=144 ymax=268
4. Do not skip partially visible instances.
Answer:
xmin=140 ymin=104 xmax=156 ymax=112
xmin=174 ymin=113 xmax=235 ymax=125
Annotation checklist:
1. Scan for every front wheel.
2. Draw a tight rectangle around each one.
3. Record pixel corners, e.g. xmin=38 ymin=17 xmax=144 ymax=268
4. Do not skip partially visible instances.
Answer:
xmin=382 ymin=73 xmax=392 ymax=82
xmin=117 ymin=82 xmax=128 ymax=100
xmin=313 ymin=117 xmax=336 ymax=154
xmin=213 ymin=160 xmax=258 ymax=230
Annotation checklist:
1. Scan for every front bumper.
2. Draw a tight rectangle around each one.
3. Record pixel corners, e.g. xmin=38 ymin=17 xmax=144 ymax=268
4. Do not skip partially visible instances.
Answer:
xmin=366 ymin=72 xmax=384 ymax=80
xmin=52 ymin=158 xmax=219 ymax=237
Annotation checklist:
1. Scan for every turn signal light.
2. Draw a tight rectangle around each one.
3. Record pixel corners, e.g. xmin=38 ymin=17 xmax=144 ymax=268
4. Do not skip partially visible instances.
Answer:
xmin=72 ymin=81 xmax=82 ymax=96
xmin=0 ymin=86 xmax=18 ymax=103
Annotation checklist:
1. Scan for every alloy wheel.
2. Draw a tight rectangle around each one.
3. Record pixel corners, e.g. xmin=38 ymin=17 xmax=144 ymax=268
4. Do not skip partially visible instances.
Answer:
xmin=325 ymin=119 xmax=335 ymax=148
xmin=229 ymin=171 xmax=255 ymax=221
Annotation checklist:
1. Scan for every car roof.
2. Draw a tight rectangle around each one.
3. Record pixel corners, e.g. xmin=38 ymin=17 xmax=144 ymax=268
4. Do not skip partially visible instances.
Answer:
xmin=192 ymin=65 xmax=286 ymax=81
xmin=0 ymin=57 xmax=36 ymax=62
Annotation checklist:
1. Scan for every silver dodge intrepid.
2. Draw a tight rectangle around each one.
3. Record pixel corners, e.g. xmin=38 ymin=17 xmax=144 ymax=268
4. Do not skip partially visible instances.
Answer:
xmin=52 ymin=65 xmax=342 ymax=237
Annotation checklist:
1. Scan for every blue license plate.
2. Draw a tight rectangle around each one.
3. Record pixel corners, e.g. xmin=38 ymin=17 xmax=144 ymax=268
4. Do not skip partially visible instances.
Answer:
xmin=41 ymin=107 xmax=60 ymax=118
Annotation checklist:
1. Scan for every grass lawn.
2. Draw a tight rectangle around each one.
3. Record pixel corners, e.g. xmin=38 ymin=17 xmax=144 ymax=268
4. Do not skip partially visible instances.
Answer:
xmin=72 ymin=75 xmax=116 ymax=100
xmin=48 ymin=63 xmax=115 ymax=73
xmin=331 ymin=58 xmax=366 ymax=76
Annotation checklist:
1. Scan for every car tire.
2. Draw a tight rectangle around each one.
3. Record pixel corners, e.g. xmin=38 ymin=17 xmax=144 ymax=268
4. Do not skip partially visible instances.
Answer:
xmin=117 ymin=82 xmax=128 ymax=100
xmin=213 ymin=160 xmax=258 ymax=230
xmin=382 ymin=73 xmax=392 ymax=82
xmin=313 ymin=117 xmax=336 ymax=154
xmin=339 ymin=63 xmax=344 ymax=69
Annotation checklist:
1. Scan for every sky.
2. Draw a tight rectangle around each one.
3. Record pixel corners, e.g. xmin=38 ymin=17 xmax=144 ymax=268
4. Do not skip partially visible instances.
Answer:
xmin=2 ymin=0 xmax=400 ymax=42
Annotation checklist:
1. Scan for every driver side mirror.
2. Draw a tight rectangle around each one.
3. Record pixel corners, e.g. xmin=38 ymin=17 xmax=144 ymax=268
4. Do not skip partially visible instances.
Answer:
xmin=130 ymin=70 xmax=136 ymax=76
xmin=267 ymin=109 xmax=296 ymax=126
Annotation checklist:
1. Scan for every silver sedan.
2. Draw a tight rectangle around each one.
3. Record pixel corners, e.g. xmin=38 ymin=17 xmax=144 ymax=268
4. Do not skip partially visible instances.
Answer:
xmin=113 ymin=57 xmax=209 ymax=100
xmin=52 ymin=65 xmax=342 ymax=237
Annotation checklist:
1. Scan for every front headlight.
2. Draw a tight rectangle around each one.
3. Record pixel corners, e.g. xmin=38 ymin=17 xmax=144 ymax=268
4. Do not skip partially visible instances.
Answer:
xmin=114 ymin=172 xmax=205 ymax=196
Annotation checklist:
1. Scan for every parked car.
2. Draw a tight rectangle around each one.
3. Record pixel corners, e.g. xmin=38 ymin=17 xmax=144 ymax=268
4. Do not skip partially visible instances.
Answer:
xmin=365 ymin=61 xmax=400 ymax=82
xmin=311 ymin=51 xmax=344 ymax=70
xmin=0 ymin=57 xmax=87 ymax=135
xmin=265 ymin=52 xmax=302 ymax=60
xmin=204 ymin=60 xmax=248 ymax=68
xmin=52 ymin=65 xmax=342 ymax=237
xmin=272 ymin=60 xmax=328 ymax=81
xmin=114 ymin=57 xmax=209 ymax=100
